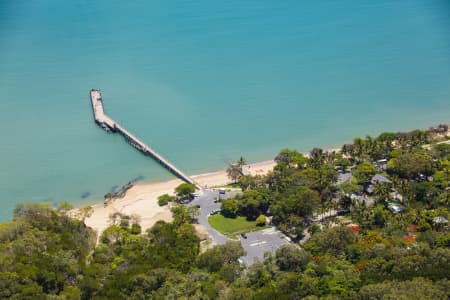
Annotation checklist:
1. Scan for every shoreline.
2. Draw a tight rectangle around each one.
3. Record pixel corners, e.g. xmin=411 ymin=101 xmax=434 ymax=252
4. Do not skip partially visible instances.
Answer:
xmin=78 ymin=143 xmax=375 ymax=236
xmin=82 ymin=160 xmax=277 ymax=236
xmin=80 ymin=122 xmax=449 ymax=236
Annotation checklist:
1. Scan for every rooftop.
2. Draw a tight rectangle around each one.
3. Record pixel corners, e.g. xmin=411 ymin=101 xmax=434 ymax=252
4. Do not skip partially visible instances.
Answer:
xmin=371 ymin=174 xmax=391 ymax=184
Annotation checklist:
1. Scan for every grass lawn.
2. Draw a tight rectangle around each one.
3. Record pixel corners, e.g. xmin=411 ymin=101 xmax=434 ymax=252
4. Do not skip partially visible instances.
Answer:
xmin=208 ymin=214 xmax=268 ymax=238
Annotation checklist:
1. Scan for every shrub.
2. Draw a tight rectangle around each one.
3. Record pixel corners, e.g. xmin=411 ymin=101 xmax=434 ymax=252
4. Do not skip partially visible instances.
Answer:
xmin=158 ymin=194 xmax=176 ymax=206
xmin=175 ymin=183 xmax=196 ymax=197
xmin=256 ymin=215 xmax=267 ymax=226
xmin=221 ymin=199 xmax=238 ymax=218
xmin=120 ymin=218 xmax=130 ymax=229
xmin=417 ymin=219 xmax=432 ymax=232
xmin=130 ymin=223 xmax=142 ymax=235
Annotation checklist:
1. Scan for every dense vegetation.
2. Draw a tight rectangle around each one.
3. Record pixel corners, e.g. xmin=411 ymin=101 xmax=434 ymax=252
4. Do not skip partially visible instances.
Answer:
xmin=1 ymin=125 xmax=449 ymax=299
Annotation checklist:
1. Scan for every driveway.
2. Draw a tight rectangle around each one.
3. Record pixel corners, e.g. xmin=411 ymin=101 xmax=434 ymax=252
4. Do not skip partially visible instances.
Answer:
xmin=188 ymin=189 xmax=235 ymax=245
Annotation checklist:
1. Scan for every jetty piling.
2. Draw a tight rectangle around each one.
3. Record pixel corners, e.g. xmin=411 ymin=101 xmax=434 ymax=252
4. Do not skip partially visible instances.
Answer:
xmin=89 ymin=89 xmax=197 ymax=186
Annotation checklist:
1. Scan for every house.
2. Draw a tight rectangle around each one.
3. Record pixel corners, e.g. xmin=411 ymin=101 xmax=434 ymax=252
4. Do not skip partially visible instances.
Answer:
xmin=366 ymin=174 xmax=391 ymax=194
xmin=371 ymin=174 xmax=391 ymax=184
xmin=375 ymin=159 xmax=388 ymax=170
xmin=433 ymin=216 xmax=448 ymax=224
xmin=351 ymin=194 xmax=375 ymax=206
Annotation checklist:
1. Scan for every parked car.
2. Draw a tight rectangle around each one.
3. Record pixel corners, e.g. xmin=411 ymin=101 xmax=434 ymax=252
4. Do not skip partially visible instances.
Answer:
xmin=179 ymin=198 xmax=190 ymax=204
xmin=219 ymin=188 xmax=226 ymax=195
xmin=210 ymin=209 xmax=221 ymax=215
xmin=388 ymin=205 xmax=402 ymax=214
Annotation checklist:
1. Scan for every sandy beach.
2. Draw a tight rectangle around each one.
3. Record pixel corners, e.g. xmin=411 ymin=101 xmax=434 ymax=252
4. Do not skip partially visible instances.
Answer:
xmin=67 ymin=125 xmax=450 ymax=237
xmin=80 ymin=144 xmax=360 ymax=237
xmin=83 ymin=160 xmax=276 ymax=237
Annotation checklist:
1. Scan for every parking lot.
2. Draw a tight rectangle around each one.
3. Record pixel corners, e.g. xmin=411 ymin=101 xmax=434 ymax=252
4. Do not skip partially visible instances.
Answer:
xmin=239 ymin=227 xmax=290 ymax=266
xmin=188 ymin=189 xmax=235 ymax=245
xmin=188 ymin=189 xmax=291 ymax=266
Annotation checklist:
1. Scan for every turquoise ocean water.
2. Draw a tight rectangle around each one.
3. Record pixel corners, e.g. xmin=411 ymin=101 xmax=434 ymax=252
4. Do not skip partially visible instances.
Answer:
xmin=1 ymin=1 xmax=450 ymax=220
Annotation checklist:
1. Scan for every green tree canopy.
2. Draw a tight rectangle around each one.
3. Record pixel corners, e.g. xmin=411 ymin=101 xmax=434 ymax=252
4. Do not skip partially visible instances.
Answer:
xmin=387 ymin=151 xmax=434 ymax=179
xmin=171 ymin=204 xmax=199 ymax=226
xmin=352 ymin=162 xmax=377 ymax=184
xmin=158 ymin=194 xmax=176 ymax=206
xmin=358 ymin=277 xmax=450 ymax=300
xmin=197 ymin=241 xmax=244 ymax=274
xmin=304 ymin=226 xmax=358 ymax=257
xmin=275 ymin=148 xmax=308 ymax=169
xmin=175 ymin=183 xmax=196 ymax=198
xmin=235 ymin=190 xmax=270 ymax=220
xmin=432 ymin=143 xmax=450 ymax=159
xmin=275 ymin=244 xmax=311 ymax=272
xmin=272 ymin=186 xmax=320 ymax=224
xmin=227 ymin=164 xmax=242 ymax=183
xmin=221 ymin=199 xmax=239 ymax=218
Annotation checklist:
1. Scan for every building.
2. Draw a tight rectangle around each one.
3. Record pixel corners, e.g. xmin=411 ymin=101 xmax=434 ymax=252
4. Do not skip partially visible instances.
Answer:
xmin=366 ymin=174 xmax=391 ymax=194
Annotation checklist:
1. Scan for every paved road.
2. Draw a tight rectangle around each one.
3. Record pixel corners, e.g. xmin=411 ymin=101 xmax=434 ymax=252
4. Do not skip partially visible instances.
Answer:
xmin=188 ymin=189 xmax=235 ymax=245
xmin=239 ymin=227 xmax=290 ymax=266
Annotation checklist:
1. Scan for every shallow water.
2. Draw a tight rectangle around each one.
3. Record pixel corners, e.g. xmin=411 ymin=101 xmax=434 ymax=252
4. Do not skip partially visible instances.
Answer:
xmin=1 ymin=0 xmax=450 ymax=220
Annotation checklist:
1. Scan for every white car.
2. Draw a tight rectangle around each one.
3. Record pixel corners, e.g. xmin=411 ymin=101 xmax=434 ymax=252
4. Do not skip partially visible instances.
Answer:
xmin=210 ymin=209 xmax=221 ymax=215
xmin=388 ymin=205 xmax=402 ymax=214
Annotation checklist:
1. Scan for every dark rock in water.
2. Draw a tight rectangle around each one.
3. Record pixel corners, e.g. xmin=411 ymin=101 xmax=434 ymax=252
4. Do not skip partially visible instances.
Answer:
xmin=132 ymin=175 xmax=145 ymax=183
xmin=81 ymin=192 xmax=91 ymax=199
xmin=104 ymin=182 xmax=134 ymax=204
xmin=110 ymin=185 xmax=119 ymax=193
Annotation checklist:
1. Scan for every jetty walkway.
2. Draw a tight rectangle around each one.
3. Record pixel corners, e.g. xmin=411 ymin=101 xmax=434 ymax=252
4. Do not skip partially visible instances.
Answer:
xmin=90 ymin=89 xmax=196 ymax=186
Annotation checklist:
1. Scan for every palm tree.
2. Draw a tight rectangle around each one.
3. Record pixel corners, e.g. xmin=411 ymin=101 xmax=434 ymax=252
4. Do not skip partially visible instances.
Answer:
xmin=342 ymin=143 xmax=355 ymax=158
xmin=237 ymin=156 xmax=247 ymax=173
xmin=373 ymin=182 xmax=392 ymax=204
xmin=309 ymin=148 xmax=324 ymax=169
xmin=353 ymin=137 xmax=364 ymax=162
xmin=226 ymin=164 xmax=242 ymax=184
xmin=324 ymin=150 xmax=337 ymax=164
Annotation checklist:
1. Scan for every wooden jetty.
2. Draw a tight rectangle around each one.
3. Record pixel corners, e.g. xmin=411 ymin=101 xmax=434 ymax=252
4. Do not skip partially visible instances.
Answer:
xmin=90 ymin=89 xmax=196 ymax=186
